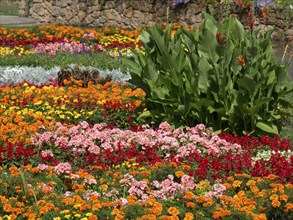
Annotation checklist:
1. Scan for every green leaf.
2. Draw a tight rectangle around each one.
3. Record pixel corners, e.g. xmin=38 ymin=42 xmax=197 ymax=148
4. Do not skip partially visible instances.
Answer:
xmin=256 ymin=121 xmax=279 ymax=134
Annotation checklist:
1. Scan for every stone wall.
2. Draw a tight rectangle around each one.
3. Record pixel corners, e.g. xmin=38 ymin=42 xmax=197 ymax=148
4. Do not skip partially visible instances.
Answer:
xmin=19 ymin=0 xmax=292 ymax=44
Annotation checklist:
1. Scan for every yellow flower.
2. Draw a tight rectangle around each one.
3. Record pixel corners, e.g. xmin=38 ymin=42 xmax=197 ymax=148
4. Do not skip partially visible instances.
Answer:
xmin=53 ymin=218 xmax=61 ymax=220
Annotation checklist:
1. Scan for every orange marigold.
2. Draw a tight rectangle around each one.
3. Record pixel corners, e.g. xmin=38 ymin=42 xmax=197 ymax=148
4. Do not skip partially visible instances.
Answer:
xmin=168 ymin=207 xmax=180 ymax=216
xmin=232 ymin=180 xmax=242 ymax=188
xmin=183 ymin=212 xmax=194 ymax=220
xmin=184 ymin=191 xmax=195 ymax=200
xmin=271 ymin=199 xmax=281 ymax=208
xmin=186 ymin=202 xmax=196 ymax=209
xmin=175 ymin=170 xmax=185 ymax=178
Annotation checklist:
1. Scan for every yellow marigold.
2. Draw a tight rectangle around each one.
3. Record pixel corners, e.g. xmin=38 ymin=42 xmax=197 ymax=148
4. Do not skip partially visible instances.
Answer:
xmin=184 ymin=191 xmax=195 ymax=200
xmin=168 ymin=207 xmax=180 ymax=216
xmin=175 ymin=170 xmax=185 ymax=178
xmin=183 ymin=212 xmax=194 ymax=220
xmin=232 ymin=180 xmax=242 ymax=188
xmin=271 ymin=199 xmax=281 ymax=208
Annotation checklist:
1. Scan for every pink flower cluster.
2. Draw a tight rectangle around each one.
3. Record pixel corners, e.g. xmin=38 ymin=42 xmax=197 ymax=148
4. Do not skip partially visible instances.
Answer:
xmin=33 ymin=121 xmax=243 ymax=163
xmin=151 ymin=174 xmax=196 ymax=200
xmin=34 ymin=41 xmax=91 ymax=56
xmin=83 ymin=33 xmax=95 ymax=40
xmin=54 ymin=162 xmax=72 ymax=175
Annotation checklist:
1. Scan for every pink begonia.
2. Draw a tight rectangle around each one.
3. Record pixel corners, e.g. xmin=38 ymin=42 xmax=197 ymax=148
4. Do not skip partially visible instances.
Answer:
xmin=37 ymin=163 xmax=48 ymax=171
xmin=105 ymin=189 xmax=119 ymax=197
xmin=84 ymin=178 xmax=97 ymax=185
xmin=70 ymin=174 xmax=80 ymax=179
xmin=88 ymin=145 xmax=100 ymax=154
xmin=159 ymin=121 xmax=171 ymax=131
xmin=33 ymin=121 xmax=243 ymax=164
xmin=55 ymin=162 xmax=72 ymax=175
xmin=41 ymin=184 xmax=53 ymax=191
xmin=84 ymin=191 xmax=100 ymax=201
xmin=205 ymin=183 xmax=226 ymax=199
xmin=119 ymin=198 xmax=128 ymax=206
xmin=64 ymin=191 xmax=72 ymax=197
xmin=83 ymin=33 xmax=95 ymax=40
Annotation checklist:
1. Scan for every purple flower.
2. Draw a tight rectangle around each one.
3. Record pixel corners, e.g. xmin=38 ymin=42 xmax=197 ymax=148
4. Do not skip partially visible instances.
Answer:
xmin=255 ymin=0 xmax=274 ymax=9
xmin=173 ymin=0 xmax=190 ymax=6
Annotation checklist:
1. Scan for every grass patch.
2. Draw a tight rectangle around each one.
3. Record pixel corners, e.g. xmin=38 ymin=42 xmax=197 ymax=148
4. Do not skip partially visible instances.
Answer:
xmin=0 ymin=2 xmax=19 ymax=16
xmin=0 ymin=52 xmax=126 ymax=70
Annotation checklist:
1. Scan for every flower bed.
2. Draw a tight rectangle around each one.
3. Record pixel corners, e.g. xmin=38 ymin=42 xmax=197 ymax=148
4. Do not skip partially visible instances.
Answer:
xmin=0 ymin=80 xmax=292 ymax=219
xmin=0 ymin=23 xmax=292 ymax=219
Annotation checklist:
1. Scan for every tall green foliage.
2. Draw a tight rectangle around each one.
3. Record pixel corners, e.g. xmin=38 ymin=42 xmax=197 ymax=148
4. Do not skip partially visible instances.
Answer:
xmin=124 ymin=13 xmax=293 ymax=136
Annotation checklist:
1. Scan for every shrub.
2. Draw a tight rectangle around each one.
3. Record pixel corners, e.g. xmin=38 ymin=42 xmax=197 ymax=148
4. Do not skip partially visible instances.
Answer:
xmin=124 ymin=13 xmax=293 ymax=136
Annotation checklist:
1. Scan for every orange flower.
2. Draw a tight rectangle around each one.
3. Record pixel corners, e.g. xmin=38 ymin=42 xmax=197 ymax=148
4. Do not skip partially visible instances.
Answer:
xmin=203 ymin=198 xmax=214 ymax=207
xmin=169 ymin=162 xmax=177 ymax=168
xmin=232 ymin=180 xmax=242 ymax=188
xmin=279 ymin=194 xmax=288 ymax=202
xmin=183 ymin=212 xmax=194 ymax=220
xmin=237 ymin=55 xmax=246 ymax=66
xmin=196 ymin=196 xmax=205 ymax=203
xmin=271 ymin=199 xmax=281 ymax=208
xmin=139 ymin=214 xmax=157 ymax=220
xmin=9 ymin=166 xmax=18 ymax=173
xmin=184 ymin=191 xmax=195 ymax=200
xmin=175 ymin=170 xmax=185 ymax=178
xmin=88 ymin=215 xmax=98 ymax=220
xmin=284 ymin=203 xmax=293 ymax=213
xmin=259 ymin=206 xmax=266 ymax=212
xmin=168 ymin=207 xmax=180 ymax=216
xmin=213 ymin=206 xmax=231 ymax=219
xmin=31 ymin=167 xmax=40 ymax=174
xmin=252 ymin=213 xmax=267 ymax=220
xmin=182 ymin=165 xmax=191 ymax=171
xmin=186 ymin=202 xmax=196 ymax=209
xmin=269 ymin=194 xmax=278 ymax=201
xmin=246 ymin=180 xmax=256 ymax=187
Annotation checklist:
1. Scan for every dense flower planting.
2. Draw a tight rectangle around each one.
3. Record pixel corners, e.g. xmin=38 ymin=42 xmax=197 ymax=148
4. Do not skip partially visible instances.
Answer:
xmin=0 ymin=80 xmax=292 ymax=219
xmin=0 ymin=23 xmax=292 ymax=219
xmin=0 ymin=25 xmax=142 ymax=57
